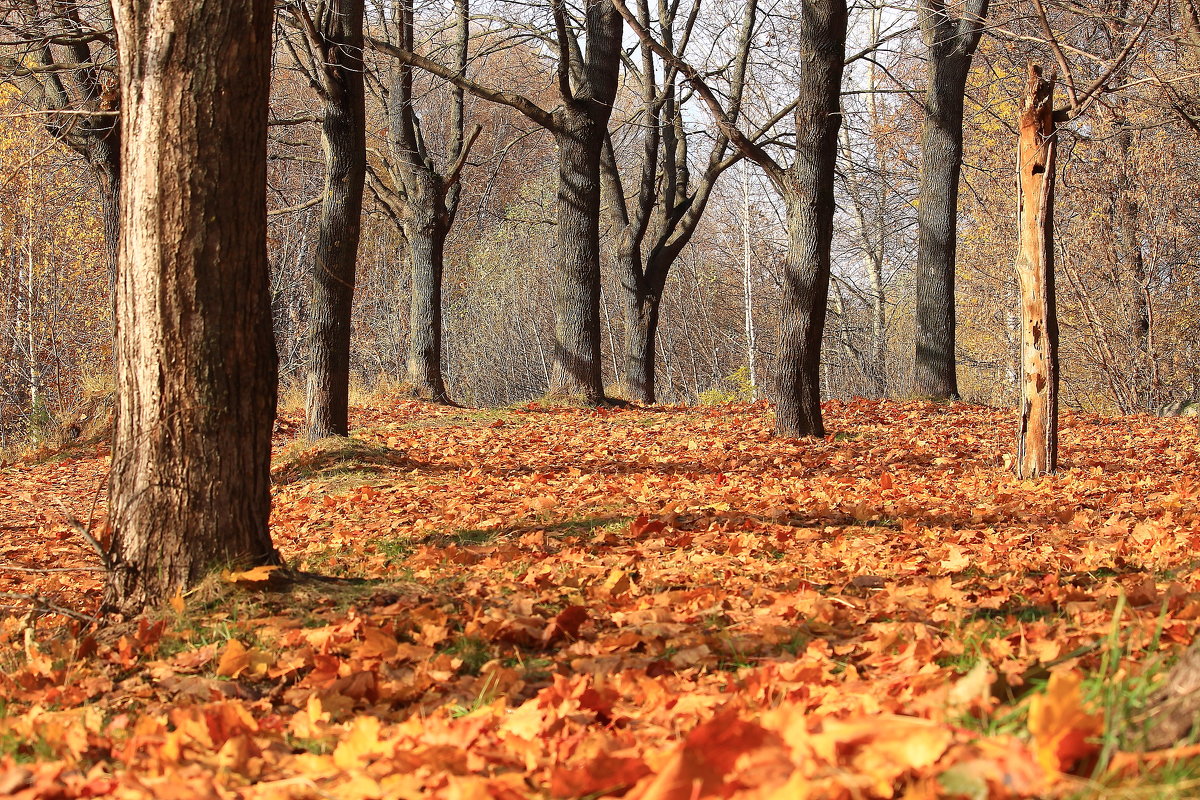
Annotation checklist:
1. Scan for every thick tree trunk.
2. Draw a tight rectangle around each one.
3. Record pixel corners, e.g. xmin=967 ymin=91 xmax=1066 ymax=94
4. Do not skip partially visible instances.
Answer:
xmin=620 ymin=267 xmax=662 ymax=405
xmin=105 ymin=0 xmax=279 ymax=614
xmin=405 ymin=212 xmax=450 ymax=401
xmin=305 ymin=0 xmax=366 ymax=439
xmin=549 ymin=109 xmax=607 ymax=402
xmin=380 ymin=0 xmax=466 ymax=405
xmin=774 ymin=0 xmax=847 ymax=439
xmin=913 ymin=0 xmax=987 ymax=400
xmin=1014 ymin=65 xmax=1059 ymax=478
xmin=913 ymin=56 xmax=969 ymax=400
xmin=544 ymin=0 xmax=621 ymax=403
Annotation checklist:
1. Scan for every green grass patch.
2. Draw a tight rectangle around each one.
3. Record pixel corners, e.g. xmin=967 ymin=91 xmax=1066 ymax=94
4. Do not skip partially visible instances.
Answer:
xmin=442 ymin=636 xmax=494 ymax=676
xmin=0 ymin=729 xmax=57 ymax=764
xmin=1071 ymin=757 xmax=1200 ymax=799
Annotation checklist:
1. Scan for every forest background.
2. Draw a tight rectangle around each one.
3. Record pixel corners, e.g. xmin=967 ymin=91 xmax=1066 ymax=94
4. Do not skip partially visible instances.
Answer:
xmin=1 ymin=0 xmax=1197 ymax=449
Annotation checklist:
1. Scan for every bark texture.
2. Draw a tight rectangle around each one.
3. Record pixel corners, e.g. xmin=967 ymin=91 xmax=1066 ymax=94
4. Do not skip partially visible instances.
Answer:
xmin=551 ymin=119 xmax=607 ymax=400
xmin=774 ymin=0 xmax=847 ymax=438
xmin=913 ymin=0 xmax=988 ymax=400
xmin=547 ymin=0 xmax=623 ymax=402
xmin=302 ymin=0 xmax=367 ymax=439
xmin=105 ymin=0 xmax=280 ymax=614
xmin=404 ymin=214 xmax=450 ymax=400
xmin=620 ymin=273 xmax=664 ymax=404
xmin=1014 ymin=65 xmax=1059 ymax=478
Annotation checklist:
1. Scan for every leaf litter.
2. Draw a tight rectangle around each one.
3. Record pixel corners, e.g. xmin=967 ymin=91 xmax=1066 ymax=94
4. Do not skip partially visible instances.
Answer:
xmin=2 ymin=398 xmax=1200 ymax=798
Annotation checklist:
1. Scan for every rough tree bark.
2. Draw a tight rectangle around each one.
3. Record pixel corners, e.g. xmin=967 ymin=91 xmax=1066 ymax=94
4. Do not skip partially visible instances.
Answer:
xmin=552 ymin=112 xmax=608 ymax=399
xmin=282 ymin=0 xmax=367 ymax=439
xmin=912 ymin=0 xmax=988 ymax=400
xmin=546 ymin=1 xmax=622 ymax=401
xmin=772 ymin=0 xmax=847 ymax=438
xmin=105 ymin=0 xmax=279 ymax=614
xmin=372 ymin=0 xmax=475 ymax=403
xmin=1014 ymin=64 xmax=1059 ymax=478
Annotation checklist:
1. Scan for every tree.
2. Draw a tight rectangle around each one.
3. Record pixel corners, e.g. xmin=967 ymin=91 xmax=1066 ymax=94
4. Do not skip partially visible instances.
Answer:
xmin=911 ymin=0 xmax=987 ymax=400
xmin=370 ymin=0 xmax=622 ymax=403
xmin=601 ymin=0 xmax=761 ymax=405
xmin=0 ymin=1 xmax=121 ymax=278
xmin=281 ymin=0 xmax=368 ymax=439
xmin=1014 ymin=64 xmax=1058 ymax=478
xmin=617 ymin=0 xmax=848 ymax=436
xmin=999 ymin=0 xmax=1160 ymax=474
xmin=369 ymin=0 xmax=477 ymax=403
xmin=104 ymin=0 xmax=279 ymax=613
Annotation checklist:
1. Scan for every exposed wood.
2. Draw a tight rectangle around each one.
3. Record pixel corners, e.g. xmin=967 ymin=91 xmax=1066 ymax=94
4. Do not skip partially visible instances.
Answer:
xmin=1014 ymin=64 xmax=1059 ymax=478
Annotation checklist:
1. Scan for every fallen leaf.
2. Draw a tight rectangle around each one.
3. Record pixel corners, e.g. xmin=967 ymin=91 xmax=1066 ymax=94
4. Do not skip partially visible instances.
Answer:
xmin=1028 ymin=670 xmax=1102 ymax=773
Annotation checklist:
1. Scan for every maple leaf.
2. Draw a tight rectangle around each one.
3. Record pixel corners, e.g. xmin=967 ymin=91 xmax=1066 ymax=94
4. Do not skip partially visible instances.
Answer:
xmin=14 ymin=398 xmax=1200 ymax=799
xmin=543 ymin=605 xmax=589 ymax=644
xmin=215 ymin=639 xmax=272 ymax=679
xmin=355 ymin=625 xmax=398 ymax=660
xmin=629 ymin=709 xmax=774 ymax=800
xmin=601 ymin=568 xmax=632 ymax=598
xmin=630 ymin=515 xmax=666 ymax=538
xmin=1028 ymin=670 xmax=1102 ymax=773
xmin=550 ymin=753 xmax=652 ymax=798
xmin=221 ymin=565 xmax=280 ymax=584
xmin=333 ymin=715 xmax=386 ymax=769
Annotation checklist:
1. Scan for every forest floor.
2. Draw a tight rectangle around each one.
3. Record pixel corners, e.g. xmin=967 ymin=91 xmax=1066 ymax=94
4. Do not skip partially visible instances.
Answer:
xmin=3 ymin=398 xmax=1200 ymax=798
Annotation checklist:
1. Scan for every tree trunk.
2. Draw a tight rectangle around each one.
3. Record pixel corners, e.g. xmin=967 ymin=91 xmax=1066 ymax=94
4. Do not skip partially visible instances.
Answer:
xmin=105 ymin=0 xmax=279 ymax=614
xmin=543 ymin=0 xmax=621 ymax=403
xmin=1114 ymin=122 xmax=1152 ymax=411
xmin=774 ymin=0 xmax=847 ymax=439
xmin=377 ymin=0 xmax=468 ymax=405
xmin=913 ymin=0 xmax=988 ymax=400
xmin=1014 ymin=64 xmax=1059 ymax=479
xmin=305 ymin=0 xmax=367 ymax=439
xmin=90 ymin=140 xmax=121 ymax=296
xmin=870 ymin=262 xmax=887 ymax=397
xmin=405 ymin=211 xmax=450 ymax=401
xmin=549 ymin=108 xmax=608 ymax=402
xmin=620 ymin=265 xmax=662 ymax=405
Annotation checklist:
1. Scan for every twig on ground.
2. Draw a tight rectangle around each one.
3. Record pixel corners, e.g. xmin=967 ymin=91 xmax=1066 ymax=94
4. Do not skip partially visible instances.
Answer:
xmin=54 ymin=483 xmax=111 ymax=570
xmin=0 ymin=591 xmax=100 ymax=625
xmin=0 ymin=565 xmax=105 ymax=573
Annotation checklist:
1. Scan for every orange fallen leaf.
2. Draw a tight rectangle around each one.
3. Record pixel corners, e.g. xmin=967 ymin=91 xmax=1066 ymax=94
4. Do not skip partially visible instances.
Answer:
xmin=221 ymin=565 xmax=280 ymax=584
xmin=1028 ymin=670 xmax=1102 ymax=773
xmin=215 ymin=639 xmax=271 ymax=679
xmin=549 ymin=752 xmax=651 ymax=798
